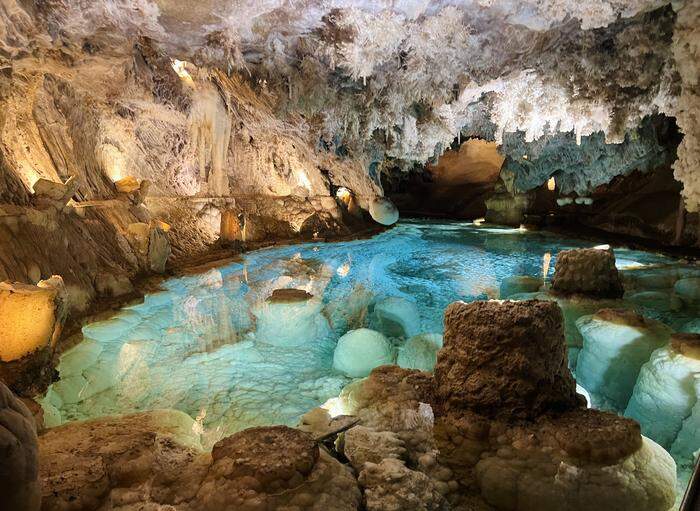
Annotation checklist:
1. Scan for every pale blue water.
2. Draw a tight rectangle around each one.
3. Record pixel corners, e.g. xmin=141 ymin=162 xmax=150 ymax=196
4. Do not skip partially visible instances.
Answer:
xmin=40 ymin=220 xmax=699 ymax=495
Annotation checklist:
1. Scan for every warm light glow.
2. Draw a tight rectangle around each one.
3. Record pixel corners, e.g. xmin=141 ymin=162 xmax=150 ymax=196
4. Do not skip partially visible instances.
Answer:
xmin=542 ymin=251 xmax=552 ymax=279
xmin=473 ymin=217 xmax=485 ymax=225
xmin=336 ymin=187 xmax=352 ymax=200
xmin=593 ymin=244 xmax=611 ymax=250
xmin=336 ymin=263 xmax=350 ymax=277
xmin=547 ymin=177 xmax=556 ymax=191
xmin=297 ymin=169 xmax=312 ymax=191
xmin=171 ymin=59 xmax=194 ymax=86
xmin=321 ymin=397 xmax=345 ymax=418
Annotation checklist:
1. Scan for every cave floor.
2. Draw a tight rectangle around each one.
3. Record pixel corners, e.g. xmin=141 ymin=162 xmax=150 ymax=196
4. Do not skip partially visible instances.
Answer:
xmin=38 ymin=219 xmax=699 ymax=499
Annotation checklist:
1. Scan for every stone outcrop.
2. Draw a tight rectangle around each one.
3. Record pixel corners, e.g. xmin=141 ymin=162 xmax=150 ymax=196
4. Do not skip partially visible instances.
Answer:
xmin=435 ymin=300 xmax=580 ymax=420
xmin=335 ymin=300 xmax=677 ymax=511
xmin=39 ymin=413 xmax=361 ymax=511
xmin=431 ymin=299 xmax=675 ymax=511
xmin=551 ymin=248 xmax=624 ymax=298
xmin=0 ymin=382 xmax=40 ymax=511
xmin=0 ymin=276 xmax=67 ymax=394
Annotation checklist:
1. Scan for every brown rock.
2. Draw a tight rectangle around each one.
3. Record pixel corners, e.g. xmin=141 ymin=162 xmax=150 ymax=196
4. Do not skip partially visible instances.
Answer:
xmin=267 ymin=288 xmax=314 ymax=303
xmin=0 ymin=382 xmax=40 ymax=511
xmin=551 ymin=248 xmax=624 ymax=298
xmin=211 ymin=425 xmax=319 ymax=488
xmin=434 ymin=300 xmax=580 ymax=420
xmin=670 ymin=332 xmax=700 ymax=360
xmin=543 ymin=408 xmax=642 ymax=464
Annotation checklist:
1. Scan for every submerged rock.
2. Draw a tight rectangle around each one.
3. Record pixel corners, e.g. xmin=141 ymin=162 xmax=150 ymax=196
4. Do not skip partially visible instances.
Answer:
xmin=332 ymin=328 xmax=394 ymax=377
xmin=674 ymin=277 xmax=700 ymax=307
xmin=254 ymin=288 xmax=332 ymax=347
xmin=551 ymin=247 xmax=624 ymax=299
xmin=0 ymin=382 xmax=40 ymax=511
xmin=397 ymin=333 xmax=443 ymax=372
xmin=371 ymin=296 xmax=421 ymax=338
xmin=575 ymin=309 xmax=672 ymax=410
xmin=499 ymin=275 xmax=542 ymax=298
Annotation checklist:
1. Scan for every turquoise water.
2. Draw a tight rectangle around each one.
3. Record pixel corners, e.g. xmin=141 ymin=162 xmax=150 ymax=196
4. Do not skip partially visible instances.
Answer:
xmin=40 ymin=220 xmax=698 ymax=493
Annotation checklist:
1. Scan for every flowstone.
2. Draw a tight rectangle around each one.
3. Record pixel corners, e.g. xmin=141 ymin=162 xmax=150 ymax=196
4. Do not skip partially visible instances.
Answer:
xmin=397 ymin=333 xmax=443 ymax=372
xmin=332 ymin=328 xmax=394 ymax=377
xmin=625 ymin=333 xmax=700 ymax=449
xmin=575 ymin=309 xmax=672 ymax=411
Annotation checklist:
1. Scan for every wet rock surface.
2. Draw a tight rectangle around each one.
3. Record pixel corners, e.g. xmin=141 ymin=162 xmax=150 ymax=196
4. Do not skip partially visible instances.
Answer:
xmin=551 ymin=248 xmax=624 ymax=298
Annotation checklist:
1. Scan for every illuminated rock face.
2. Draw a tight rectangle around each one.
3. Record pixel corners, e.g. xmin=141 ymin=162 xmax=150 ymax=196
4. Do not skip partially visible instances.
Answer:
xmin=0 ymin=382 xmax=40 ymax=511
xmin=552 ymin=248 xmax=624 ymax=299
xmin=575 ymin=309 xmax=672 ymax=411
xmin=39 ymin=415 xmax=361 ymax=511
xmin=0 ymin=276 xmax=67 ymax=393
xmin=0 ymin=277 xmax=66 ymax=362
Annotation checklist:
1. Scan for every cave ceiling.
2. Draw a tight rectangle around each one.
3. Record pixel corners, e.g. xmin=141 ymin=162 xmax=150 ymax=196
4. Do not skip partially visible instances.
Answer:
xmin=2 ymin=0 xmax=698 ymax=204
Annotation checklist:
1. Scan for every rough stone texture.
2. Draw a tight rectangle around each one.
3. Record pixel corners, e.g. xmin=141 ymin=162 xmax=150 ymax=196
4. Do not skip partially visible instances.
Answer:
xmin=343 ymin=425 xmax=406 ymax=470
xmin=39 ymin=413 xmax=361 ymax=511
xmin=0 ymin=382 xmax=40 ymax=511
xmin=551 ymin=248 xmax=624 ymax=298
xmin=358 ymin=458 xmax=446 ymax=511
xmin=434 ymin=300 xmax=580 ymax=420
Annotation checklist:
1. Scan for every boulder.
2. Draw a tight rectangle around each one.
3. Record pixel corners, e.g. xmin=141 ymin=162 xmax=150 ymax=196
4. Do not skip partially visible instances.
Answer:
xmin=0 ymin=382 xmax=40 ymax=511
xmin=198 ymin=425 xmax=361 ymax=510
xmin=499 ymin=275 xmax=542 ymax=298
xmin=575 ymin=309 xmax=672 ymax=411
xmin=551 ymin=248 xmax=624 ymax=298
xmin=332 ymin=328 xmax=394 ymax=377
xmin=369 ymin=197 xmax=399 ymax=226
xmin=434 ymin=300 xmax=580 ymax=420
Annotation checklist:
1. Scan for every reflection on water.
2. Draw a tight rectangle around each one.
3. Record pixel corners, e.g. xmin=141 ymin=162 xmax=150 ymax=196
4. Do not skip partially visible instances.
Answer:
xmin=40 ymin=220 xmax=699 ymax=493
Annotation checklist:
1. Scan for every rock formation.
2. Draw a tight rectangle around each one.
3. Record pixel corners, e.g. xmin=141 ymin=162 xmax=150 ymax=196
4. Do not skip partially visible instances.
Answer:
xmin=39 ymin=412 xmax=361 ymax=511
xmin=335 ymin=300 xmax=677 ymax=511
xmin=551 ymin=248 xmax=624 ymax=298
xmin=0 ymin=382 xmax=40 ymax=511
xmin=575 ymin=308 xmax=673 ymax=410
